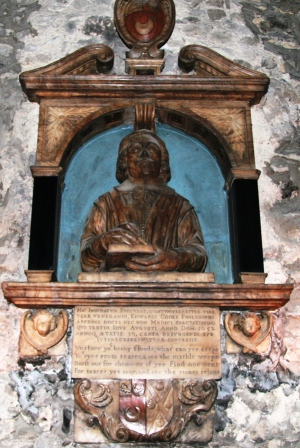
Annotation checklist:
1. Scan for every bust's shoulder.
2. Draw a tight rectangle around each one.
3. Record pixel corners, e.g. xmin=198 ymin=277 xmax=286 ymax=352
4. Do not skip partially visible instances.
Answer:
xmin=163 ymin=186 xmax=190 ymax=203
xmin=93 ymin=189 xmax=119 ymax=206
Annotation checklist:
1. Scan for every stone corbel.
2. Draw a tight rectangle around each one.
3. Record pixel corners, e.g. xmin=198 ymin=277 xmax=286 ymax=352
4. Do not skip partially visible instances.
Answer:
xmin=135 ymin=101 xmax=156 ymax=132
xmin=19 ymin=309 xmax=69 ymax=357
xmin=224 ymin=311 xmax=273 ymax=354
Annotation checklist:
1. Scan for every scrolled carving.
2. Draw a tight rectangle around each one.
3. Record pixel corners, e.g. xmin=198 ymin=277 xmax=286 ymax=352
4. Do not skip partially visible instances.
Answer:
xmin=225 ymin=311 xmax=273 ymax=354
xmin=98 ymin=412 xmax=131 ymax=443
xmin=179 ymin=45 xmax=204 ymax=74
xmin=175 ymin=380 xmax=218 ymax=433
xmin=20 ymin=44 xmax=114 ymax=77
xmin=150 ymin=423 xmax=180 ymax=442
xmin=75 ymin=379 xmax=133 ymax=442
xmin=178 ymin=44 xmax=270 ymax=78
xmin=150 ymin=379 xmax=217 ymax=442
xmin=20 ymin=309 xmax=68 ymax=355
xmin=86 ymin=415 xmax=98 ymax=428
xmin=95 ymin=46 xmax=114 ymax=74
xmin=179 ymin=380 xmax=218 ymax=413
xmin=66 ymin=45 xmax=114 ymax=75
xmin=83 ymin=383 xmax=112 ymax=408
xmin=74 ymin=379 xmax=113 ymax=413
xmin=114 ymin=426 xmax=131 ymax=443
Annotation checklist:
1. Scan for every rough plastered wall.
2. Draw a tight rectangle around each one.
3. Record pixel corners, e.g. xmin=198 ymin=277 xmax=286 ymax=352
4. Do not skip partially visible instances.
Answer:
xmin=0 ymin=0 xmax=300 ymax=447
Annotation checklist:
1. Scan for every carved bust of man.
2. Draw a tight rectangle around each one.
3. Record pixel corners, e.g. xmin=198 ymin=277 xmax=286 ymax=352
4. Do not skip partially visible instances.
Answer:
xmin=80 ymin=130 xmax=207 ymax=272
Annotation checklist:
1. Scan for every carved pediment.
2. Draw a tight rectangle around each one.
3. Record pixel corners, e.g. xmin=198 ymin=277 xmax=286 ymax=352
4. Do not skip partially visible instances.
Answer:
xmin=19 ymin=44 xmax=114 ymax=83
xmin=19 ymin=43 xmax=269 ymax=106
xmin=178 ymin=45 xmax=270 ymax=79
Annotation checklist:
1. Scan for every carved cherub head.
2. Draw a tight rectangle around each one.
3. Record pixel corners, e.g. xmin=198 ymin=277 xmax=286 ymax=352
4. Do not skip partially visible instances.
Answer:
xmin=116 ymin=130 xmax=171 ymax=184
xmin=32 ymin=310 xmax=57 ymax=336
xmin=237 ymin=312 xmax=261 ymax=337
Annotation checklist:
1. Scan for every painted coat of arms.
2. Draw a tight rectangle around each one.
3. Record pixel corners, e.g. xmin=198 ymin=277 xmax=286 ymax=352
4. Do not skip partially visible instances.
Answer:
xmin=74 ymin=378 xmax=217 ymax=443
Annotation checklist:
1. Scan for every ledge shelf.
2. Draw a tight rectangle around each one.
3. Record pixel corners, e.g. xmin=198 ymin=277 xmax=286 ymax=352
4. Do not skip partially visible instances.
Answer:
xmin=2 ymin=281 xmax=293 ymax=310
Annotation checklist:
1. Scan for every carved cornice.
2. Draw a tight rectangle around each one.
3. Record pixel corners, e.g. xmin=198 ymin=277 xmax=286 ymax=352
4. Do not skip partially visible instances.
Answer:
xmin=19 ymin=75 xmax=270 ymax=105
xmin=2 ymin=281 xmax=292 ymax=310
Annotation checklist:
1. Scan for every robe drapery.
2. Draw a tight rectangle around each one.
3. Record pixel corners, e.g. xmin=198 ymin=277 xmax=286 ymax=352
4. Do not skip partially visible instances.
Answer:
xmin=80 ymin=185 xmax=207 ymax=272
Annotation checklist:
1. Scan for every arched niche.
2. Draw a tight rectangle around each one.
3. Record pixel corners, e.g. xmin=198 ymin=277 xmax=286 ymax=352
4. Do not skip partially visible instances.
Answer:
xmin=28 ymin=99 xmax=264 ymax=284
xmin=57 ymin=123 xmax=233 ymax=283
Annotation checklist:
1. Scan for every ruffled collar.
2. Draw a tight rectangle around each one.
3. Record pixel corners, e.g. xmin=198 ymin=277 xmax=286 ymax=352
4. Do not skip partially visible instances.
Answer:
xmin=115 ymin=179 xmax=174 ymax=195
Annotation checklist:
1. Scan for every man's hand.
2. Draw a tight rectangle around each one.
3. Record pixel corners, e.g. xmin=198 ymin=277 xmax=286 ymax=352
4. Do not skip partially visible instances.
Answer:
xmin=97 ymin=222 xmax=147 ymax=252
xmin=125 ymin=247 xmax=179 ymax=271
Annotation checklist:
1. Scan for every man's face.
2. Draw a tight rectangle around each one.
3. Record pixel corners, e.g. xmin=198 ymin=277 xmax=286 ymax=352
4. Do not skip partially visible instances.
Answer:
xmin=127 ymin=135 xmax=162 ymax=180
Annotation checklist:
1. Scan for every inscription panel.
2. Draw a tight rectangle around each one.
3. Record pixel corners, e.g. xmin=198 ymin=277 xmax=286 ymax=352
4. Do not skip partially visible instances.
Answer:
xmin=72 ymin=306 xmax=221 ymax=379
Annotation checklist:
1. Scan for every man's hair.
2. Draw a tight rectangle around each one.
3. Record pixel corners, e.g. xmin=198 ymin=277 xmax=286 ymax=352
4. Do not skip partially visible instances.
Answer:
xmin=116 ymin=130 xmax=171 ymax=183
xmin=237 ymin=312 xmax=261 ymax=334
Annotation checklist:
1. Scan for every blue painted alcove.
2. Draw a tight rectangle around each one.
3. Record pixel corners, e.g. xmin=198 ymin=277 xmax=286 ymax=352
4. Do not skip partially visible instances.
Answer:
xmin=57 ymin=123 xmax=233 ymax=283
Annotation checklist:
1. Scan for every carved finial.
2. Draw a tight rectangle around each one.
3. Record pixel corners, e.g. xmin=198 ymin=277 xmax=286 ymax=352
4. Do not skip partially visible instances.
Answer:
xmin=114 ymin=0 xmax=175 ymax=74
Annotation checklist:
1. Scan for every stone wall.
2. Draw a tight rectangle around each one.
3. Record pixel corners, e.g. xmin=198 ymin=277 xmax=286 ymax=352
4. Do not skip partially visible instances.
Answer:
xmin=0 ymin=0 xmax=299 ymax=446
